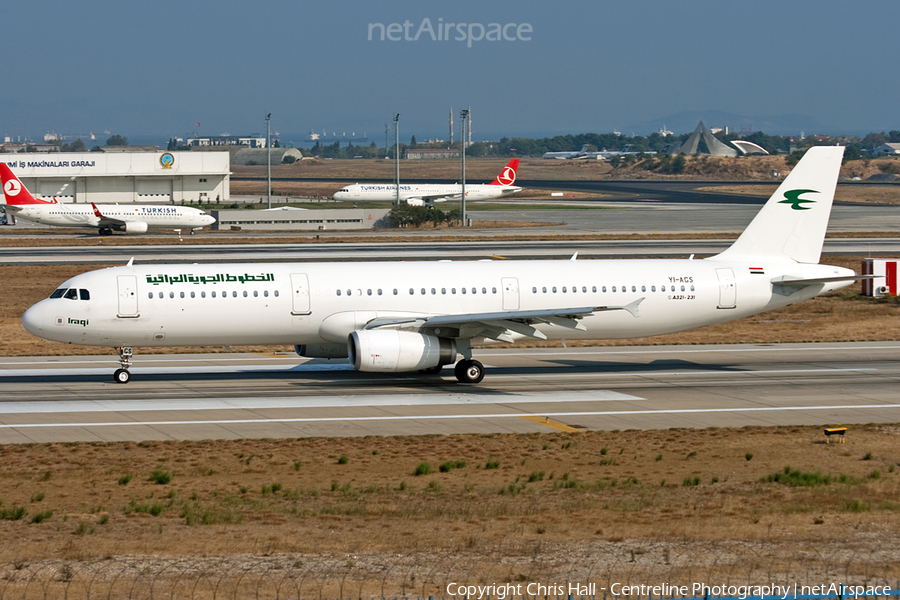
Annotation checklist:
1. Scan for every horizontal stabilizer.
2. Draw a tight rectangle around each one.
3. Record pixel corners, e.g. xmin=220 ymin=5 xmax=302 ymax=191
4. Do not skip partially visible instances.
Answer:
xmin=771 ymin=274 xmax=873 ymax=287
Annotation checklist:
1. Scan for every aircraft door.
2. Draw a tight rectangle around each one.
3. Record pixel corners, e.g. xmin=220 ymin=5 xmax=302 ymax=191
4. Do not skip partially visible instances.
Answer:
xmin=716 ymin=268 xmax=736 ymax=309
xmin=501 ymin=277 xmax=519 ymax=310
xmin=291 ymin=273 xmax=311 ymax=315
xmin=117 ymin=275 xmax=139 ymax=318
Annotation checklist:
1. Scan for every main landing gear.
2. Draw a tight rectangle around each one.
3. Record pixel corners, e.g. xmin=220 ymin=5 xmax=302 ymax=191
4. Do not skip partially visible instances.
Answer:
xmin=113 ymin=346 xmax=133 ymax=384
xmin=454 ymin=359 xmax=485 ymax=384
xmin=98 ymin=227 xmax=113 ymax=236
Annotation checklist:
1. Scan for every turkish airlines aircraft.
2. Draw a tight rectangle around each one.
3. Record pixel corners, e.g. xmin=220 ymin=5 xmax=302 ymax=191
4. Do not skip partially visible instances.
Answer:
xmin=23 ymin=147 xmax=861 ymax=384
xmin=1 ymin=163 xmax=216 ymax=235
xmin=333 ymin=159 xmax=521 ymax=206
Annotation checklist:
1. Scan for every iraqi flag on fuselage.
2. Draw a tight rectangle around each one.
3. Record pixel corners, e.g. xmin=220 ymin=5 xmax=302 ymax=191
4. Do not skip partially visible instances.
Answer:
xmin=749 ymin=267 xmax=765 ymax=275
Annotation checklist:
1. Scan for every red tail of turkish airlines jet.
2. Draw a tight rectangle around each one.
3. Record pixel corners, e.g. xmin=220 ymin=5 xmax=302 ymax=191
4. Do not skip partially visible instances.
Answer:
xmin=1 ymin=164 xmax=56 ymax=205
xmin=488 ymin=159 xmax=519 ymax=186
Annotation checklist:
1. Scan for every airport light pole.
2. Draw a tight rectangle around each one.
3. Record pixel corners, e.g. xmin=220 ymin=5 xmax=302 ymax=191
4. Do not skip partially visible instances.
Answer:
xmin=393 ymin=113 xmax=400 ymax=206
xmin=266 ymin=113 xmax=272 ymax=210
xmin=460 ymin=108 xmax=469 ymax=226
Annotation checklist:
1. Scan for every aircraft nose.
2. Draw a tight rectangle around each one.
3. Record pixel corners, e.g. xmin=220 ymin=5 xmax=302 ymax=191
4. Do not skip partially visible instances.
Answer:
xmin=22 ymin=302 xmax=48 ymax=337
xmin=207 ymin=215 xmax=217 ymax=225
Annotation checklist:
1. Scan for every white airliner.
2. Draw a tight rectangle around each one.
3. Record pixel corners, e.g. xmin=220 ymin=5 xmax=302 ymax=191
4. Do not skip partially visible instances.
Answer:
xmin=333 ymin=159 xmax=521 ymax=206
xmin=23 ymin=147 xmax=861 ymax=385
xmin=1 ymin=164 xmax=216 ymax=235
xmin=542 ymin=144 xmax=655 ymax=160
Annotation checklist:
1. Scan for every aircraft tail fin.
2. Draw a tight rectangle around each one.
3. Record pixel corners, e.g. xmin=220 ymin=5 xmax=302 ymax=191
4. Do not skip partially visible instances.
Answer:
xmin=1 ymin=163 xmax=53 ymax=206
xmin=715 ymin=146 xmax=844 ymax=264
xmin=489 ymin=159 xmax=519 ymax=186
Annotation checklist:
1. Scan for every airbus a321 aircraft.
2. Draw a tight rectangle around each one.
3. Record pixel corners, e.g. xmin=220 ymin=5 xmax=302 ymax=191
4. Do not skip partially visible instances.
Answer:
xmin=333 ymin=159 xmax=521 ymax=206
xmin=1 ymin=164 xmax=216 ymax=235
xmin=23 ymin=147 xmax=860 ymax=384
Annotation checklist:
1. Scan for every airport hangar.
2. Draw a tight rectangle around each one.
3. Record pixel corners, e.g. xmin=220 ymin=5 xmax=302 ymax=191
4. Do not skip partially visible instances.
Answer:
xmin=0 ymin=151 xmax=230 ymax=205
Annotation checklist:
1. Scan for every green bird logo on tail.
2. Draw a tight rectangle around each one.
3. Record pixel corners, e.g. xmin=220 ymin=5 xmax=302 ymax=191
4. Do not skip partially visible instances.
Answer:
xmin=779 ymin=189 xmax=819 ymax=210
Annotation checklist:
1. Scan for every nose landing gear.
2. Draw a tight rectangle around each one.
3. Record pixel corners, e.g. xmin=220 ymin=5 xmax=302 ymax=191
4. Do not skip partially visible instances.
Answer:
xmin=113 ymin=346 xmax=133 ymax=384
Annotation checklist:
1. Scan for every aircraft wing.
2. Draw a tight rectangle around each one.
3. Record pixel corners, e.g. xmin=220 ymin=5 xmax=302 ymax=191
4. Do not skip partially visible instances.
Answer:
xmin=90 ymin=203 xmax=130 ymax=226
xmin=364 ymin=300 xmax=643 ymax=342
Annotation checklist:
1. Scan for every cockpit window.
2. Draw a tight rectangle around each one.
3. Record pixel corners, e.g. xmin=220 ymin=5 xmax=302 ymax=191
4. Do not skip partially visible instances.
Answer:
xmin=64 ymin=289 xmax=78 ymax=300
xmin=50 ymin=288 xmax=66 ymax=299
xmin=79 ymin=289 xmax=90 ymax=300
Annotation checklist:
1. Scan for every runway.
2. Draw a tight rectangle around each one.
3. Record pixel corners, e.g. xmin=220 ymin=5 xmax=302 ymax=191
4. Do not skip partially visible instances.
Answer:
xmin=1 ymin=343 xmax=898 ymax=443
xmin=2 ymin=237 xmax=899 ymax=265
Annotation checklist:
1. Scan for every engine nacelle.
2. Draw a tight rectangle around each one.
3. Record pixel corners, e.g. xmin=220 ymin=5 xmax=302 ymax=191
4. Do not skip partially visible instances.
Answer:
xmin=348 ymin=330 xmax=457 ymax=373
xmin=123 ymin=221 xmax=149 ymax=234
xmin=405 ymin=198 xmax=426 ymax=207
xmin=295 ymin=343 xmax=347 ymax=359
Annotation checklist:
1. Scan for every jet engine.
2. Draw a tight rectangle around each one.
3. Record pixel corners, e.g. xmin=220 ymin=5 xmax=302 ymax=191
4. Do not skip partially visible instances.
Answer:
xmin=348 ymin=330 xmax=457 ymax=373
xmin=295 ymin=343 xmax=347 ymax=359
xmin=122 ymin=221 xmax=149 ymax=234
xmin=405 ymin=198 xmax=426 ymax=207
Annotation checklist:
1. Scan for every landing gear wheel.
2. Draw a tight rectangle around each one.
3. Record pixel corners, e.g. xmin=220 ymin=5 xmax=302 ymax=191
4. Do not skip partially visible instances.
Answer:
xmin=454 ymin=359 xmax=485 ymax=384
xmin=99 ymin=227 xmax=112 ymax=236
xmin=113 ymin=368 xmax=131 ymax=384
xmin=419 ymin=365 xmax=444 ymax=375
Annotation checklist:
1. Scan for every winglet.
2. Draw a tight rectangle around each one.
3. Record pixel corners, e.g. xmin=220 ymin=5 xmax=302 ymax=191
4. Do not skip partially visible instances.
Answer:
xmin=126 ymin=257 xmax=134 ymax=267
xmin=570 ymin=252 xmax=578 ymax=261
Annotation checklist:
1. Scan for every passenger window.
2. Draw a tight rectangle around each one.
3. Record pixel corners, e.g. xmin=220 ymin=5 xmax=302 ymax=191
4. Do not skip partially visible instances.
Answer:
xmin=254 ymin=290 xmax=258 ymax=297
xmin=274 ymin=290 xmax=279 ymax=297
xmin=681 ymin=285 xmax=685 ymax=292
xmin=632 ymin=286 xmax=636 ymax=292
xmin=191 ymin=291 xmax=195 ymax=298
xmin=201 ymin=291 xmax=206 ymax=298
xmin=243 ymin=291 xmax=247 ymax=297
xmin=481 ymin=287 xmax=486 ymax=294
xmin=462 ymin=288 xmax=466 ymax=294
xmin=441 ymin=288 xmax=446 ymax=295
xmin=378 ymin=289 xmax=382 ymax=296
xmin=264 ymin=290 xmax=269 ymax=297
xmin=583 ymin=286 xmax=587 ymax=293
xmin=452 ymin=288 xmax=456 ymax=294
xmin=542 ymin=287 xmax=547 ymax=293
xmin=211 ymin=291 xmax=217 ymax=298
xmin=492 ymin=287 xmax=497 ymax=294
xmin=562 ymin=286 xmax=567 ymax=293
xmin=592 ymin=286 xmax=597 ymax=293
xmin=181 ymin=291 xmax=185 ymax=298
xmin=409 ymin=288 xmax=414 ymax=295
xmin=170 ymin=292 xmax=175 ymax=299
xmin=641 ymin=286 xmax=646 ymax=292
xmin=346 ymin=289 xmax=351 ymax=296
xmin=233 ymin=291 xmax=238 ymax=298
xmin=421 ymin=288 xmax=426 ymax=295
xmin=392 ymin=289 xmax=397 ymax=295
xmin=50 ymin=289 xmax=66 ymax=299
xmin=471 ymin=288 xmax=477 ymax=294
xmin=367 ymin=289 xmax=372 ymax=296
xmin=431 ymin=288 xmax=436 ymax=295
xmin=552 ymin=287 xmax=557 ymax=293
xmin=532 ymin=287 xmax=537 ymax=293
xmin=159 ymin=292 xmax=164 ymax=299
xmin=651 ymin=286 xmax=656 ymax=292
xmin=148 ymin=292 xmax=153 ymax=299
xmin=612 ymin=286 xmax=616 ymax=292
xmin=690 ymin=285 xmax=695 ymax=291
xmin=80 ymin=289 xmax=90 ymax=300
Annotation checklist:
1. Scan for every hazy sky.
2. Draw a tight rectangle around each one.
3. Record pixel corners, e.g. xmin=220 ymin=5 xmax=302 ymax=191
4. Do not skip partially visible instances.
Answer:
xmin=3 ymin=0 xmax=898 ymax=142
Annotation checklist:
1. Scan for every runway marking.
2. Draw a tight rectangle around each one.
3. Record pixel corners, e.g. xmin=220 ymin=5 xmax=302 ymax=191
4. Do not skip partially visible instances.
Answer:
xmin=488 ymin=368 xmax=878 ymax=379
xmin=0 ymin=391 xmax=641 ymax=415
xmin=521 ymin=415 xmax=583 ymax=432
xmin=2 ymin=404 xmax=899 ymax=429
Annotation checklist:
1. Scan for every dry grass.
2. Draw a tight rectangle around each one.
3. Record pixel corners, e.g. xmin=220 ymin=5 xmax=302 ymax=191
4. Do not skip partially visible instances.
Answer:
xmin=0 ymin=426 xmax=898 ymax=594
